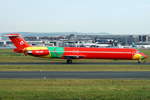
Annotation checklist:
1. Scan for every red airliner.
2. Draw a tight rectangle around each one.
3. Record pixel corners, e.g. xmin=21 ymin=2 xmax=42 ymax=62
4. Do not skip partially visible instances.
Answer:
xmin=5 ymin=33 xmax=148 ymax=64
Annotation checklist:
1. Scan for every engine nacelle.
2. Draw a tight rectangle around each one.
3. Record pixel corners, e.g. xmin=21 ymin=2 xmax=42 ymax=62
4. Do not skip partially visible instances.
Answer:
xmin=26 ymin=50 xmax=49 ymax=56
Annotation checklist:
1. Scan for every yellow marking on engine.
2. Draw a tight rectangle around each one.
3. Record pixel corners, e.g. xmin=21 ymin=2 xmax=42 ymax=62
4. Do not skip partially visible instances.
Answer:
xmin=25 ymin=47 xmax=48 ymax=50
xmin=25 ymin=47 xmax=51 ymax=58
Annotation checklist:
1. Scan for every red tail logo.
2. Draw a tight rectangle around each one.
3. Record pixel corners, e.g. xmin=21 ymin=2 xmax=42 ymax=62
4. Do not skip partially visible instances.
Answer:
xmin=5 ymin=34 xmax=31 ymax=53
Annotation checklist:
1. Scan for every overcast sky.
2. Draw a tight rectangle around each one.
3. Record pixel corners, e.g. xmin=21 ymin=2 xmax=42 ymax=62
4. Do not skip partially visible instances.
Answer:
xmin=0 ymin=0 xmax=150 ymax=34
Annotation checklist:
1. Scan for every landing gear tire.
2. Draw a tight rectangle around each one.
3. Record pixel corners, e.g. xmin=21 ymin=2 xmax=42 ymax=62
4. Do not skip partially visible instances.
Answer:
xmin=67 ymin=59 xmax=72 ymax=64
xmin=137 ymin=59 xmax=146 ymax=64
xmin=138 ymin=60 xmax=141 ymax=64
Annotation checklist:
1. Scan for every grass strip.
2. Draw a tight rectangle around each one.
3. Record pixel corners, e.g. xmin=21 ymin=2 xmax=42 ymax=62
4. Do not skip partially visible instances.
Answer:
xmin=0 ymin=79 xmax=150 ymax=100
xmin=0 ymin=65 xmax=150 ymax=71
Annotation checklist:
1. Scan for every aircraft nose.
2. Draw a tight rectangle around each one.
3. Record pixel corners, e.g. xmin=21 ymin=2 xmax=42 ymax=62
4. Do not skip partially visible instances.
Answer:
xmin=133 ymin=53 xmax=148 ymax=60
xmin=139 ymin=53 xmax=148 ymax=59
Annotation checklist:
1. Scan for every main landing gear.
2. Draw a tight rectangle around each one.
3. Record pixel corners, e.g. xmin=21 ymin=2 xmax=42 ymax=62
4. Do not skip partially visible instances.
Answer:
xmin=66 ymin=59 xmax=72 ymax=64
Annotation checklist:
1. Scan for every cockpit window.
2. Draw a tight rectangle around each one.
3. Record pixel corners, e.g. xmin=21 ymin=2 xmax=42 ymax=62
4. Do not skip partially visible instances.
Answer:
xmin=136 ymin=51 xmax=140 ymax=53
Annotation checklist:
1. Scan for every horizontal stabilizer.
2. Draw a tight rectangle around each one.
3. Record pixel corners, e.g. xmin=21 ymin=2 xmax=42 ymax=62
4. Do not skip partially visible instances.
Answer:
xmin=3 ymin=34 xmax=21 ymax=37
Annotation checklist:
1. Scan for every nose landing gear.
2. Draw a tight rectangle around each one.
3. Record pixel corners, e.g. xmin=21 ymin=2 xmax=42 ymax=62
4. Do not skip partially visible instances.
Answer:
xmin=137 ymin=58 xmax=146 ymax=64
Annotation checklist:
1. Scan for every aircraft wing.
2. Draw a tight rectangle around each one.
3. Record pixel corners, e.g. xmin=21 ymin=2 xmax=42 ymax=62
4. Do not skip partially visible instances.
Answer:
xmin=63 ymin=55 xmax=85 ymax=59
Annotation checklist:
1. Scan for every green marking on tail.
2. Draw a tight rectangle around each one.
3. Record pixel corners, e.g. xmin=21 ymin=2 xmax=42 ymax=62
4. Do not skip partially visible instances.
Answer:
xmin=47 ymin=47 xmax=64 ymax=58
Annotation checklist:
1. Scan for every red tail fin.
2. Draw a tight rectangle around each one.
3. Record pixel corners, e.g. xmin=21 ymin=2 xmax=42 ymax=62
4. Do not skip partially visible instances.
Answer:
xmin=5 ymin=33 xmax=32 ymax=53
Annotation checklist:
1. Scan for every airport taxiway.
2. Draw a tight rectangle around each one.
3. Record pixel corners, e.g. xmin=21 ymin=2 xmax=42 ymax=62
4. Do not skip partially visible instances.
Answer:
xmin=0 ymin=71 xmax=150 ymax=79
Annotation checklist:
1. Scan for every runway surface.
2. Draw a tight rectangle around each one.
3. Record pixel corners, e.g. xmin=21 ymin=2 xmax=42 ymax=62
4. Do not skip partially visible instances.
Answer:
xmin=0 ymin=71 xmax=150 ymax=79
xmin=0 ymin=62 xmax=150 ymax=65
